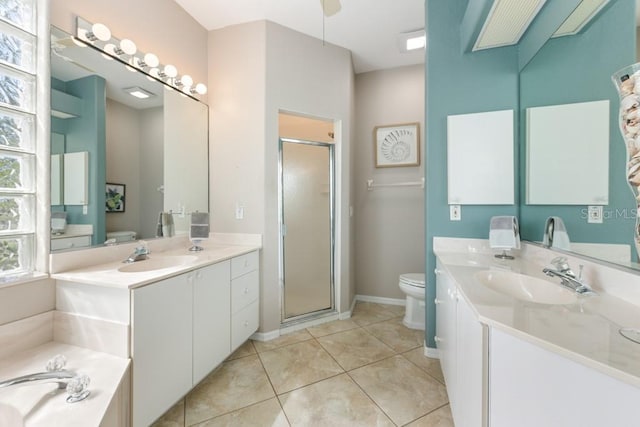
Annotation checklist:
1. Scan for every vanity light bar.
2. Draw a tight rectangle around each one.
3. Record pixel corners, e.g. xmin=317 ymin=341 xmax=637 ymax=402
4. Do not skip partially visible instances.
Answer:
xmin=75 ymin=17 xmax=207 ymax=99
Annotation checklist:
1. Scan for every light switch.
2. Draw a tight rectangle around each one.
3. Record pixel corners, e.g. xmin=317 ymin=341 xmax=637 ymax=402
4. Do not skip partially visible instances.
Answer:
xmin=587 ymin=205 xmax=603 ymax=224
xmin=450 ymin=205 xmax=461 ymax=221
xmin=235 ymin=204 xmax=244 ymax=220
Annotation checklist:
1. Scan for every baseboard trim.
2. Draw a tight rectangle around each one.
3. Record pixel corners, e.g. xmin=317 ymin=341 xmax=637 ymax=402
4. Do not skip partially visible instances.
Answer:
xmin=250 ymin=329 xmax=280 ymax=342
xmin=355 ymin=294 xmax=405 ymax=306
xmin=424 ymin=345 xmax=439 ymax=359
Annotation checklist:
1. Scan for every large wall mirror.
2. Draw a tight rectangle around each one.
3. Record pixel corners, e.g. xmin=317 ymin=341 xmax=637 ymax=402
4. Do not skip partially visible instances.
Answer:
xmin=518 ymin=0 xmax=637 ymax=267
xmin=50 ymin=26 xmax=209 ymax=251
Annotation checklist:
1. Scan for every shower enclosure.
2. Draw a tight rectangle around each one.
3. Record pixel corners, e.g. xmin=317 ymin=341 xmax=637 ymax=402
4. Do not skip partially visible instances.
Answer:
xmin=279 ymin=138 xmax=335 ymax=322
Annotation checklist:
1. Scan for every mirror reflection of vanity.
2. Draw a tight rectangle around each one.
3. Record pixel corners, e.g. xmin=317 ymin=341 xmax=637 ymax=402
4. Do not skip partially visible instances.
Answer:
xmin=518 ymin=0 xmax=637 ymax=268
xmin=50 ymin=25 xmax=209 ymax=251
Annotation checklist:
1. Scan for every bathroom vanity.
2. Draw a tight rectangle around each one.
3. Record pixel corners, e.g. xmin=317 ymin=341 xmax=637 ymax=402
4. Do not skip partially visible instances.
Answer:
xmin=52 ymin=239 xmax=260 ymax=427
xmin=434 ymin=237 xmax=640 ymax=427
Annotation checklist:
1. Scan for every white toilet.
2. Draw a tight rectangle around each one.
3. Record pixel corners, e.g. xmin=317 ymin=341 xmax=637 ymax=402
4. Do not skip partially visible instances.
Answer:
xmin=399 ymin=273 xmax=426 ymax=330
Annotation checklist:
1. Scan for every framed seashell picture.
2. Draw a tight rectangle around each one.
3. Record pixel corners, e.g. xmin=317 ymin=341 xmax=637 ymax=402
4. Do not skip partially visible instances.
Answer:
xmin=374 ymin=122 xmax=420 ymax=167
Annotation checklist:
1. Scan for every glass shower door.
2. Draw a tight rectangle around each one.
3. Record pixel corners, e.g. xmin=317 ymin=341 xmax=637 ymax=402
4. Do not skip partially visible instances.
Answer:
xmin=280 ymin=139 xmax=334 ymax=321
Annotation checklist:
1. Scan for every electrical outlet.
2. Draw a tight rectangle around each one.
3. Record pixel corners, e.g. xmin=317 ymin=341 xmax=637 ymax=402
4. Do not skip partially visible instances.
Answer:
xmin=450 ymin=205 xmax=461 ymax=221
xmin=588 ymin=205 xmax=603 ymax=224
xmin=82 ymin=205 xmax=88 ymax=215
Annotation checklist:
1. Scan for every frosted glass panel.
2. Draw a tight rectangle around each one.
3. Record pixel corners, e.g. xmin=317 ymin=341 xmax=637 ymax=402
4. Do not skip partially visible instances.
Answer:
xmin=282 ymin=142 xmax=332 ymax=318
xmin=0 ymin=194 xmax=33 ymax=233
xmin=0 ymin=64 xmax=35 ymax=112
xmin=0 ymin=106 xmax=34 ymax=150
xmin=0 ymin=0 xmax=35 ymax=34
xmin=0 ymin=150 xmax=33 ymax=192
xmin=447 ymin=109 xmax=515 ymax=205
xmin=526 ymin=100 xmax=609 ymax=205
xmin=0 ymin=234 xmax=33 ymax=275
xmin=0 ymin=20 xmax=35 ymax=73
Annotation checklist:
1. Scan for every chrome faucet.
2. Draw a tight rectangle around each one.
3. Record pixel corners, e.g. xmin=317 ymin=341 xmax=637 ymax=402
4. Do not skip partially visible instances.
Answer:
xmin=124 ymin=242 xmax=150 ymax=263
xmin=542 ymin=257 xmax=596 ymax=295
xmin=0 ymin=355 xmax=91 ymax=403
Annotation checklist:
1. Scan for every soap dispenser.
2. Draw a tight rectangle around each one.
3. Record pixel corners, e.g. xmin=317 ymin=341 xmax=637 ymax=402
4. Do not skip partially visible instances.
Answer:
xmin=489 ymin=216 xmax=520 ymax=259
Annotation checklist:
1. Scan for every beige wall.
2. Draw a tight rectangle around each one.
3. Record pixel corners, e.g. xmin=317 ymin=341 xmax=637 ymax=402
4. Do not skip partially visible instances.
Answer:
xmin=50 ymin=0 xmax=208 ymax=94
xmin=354 ymin=65 xmax=425 ymax=299
xmin=209 ymin=21 xmax=354 ymax=333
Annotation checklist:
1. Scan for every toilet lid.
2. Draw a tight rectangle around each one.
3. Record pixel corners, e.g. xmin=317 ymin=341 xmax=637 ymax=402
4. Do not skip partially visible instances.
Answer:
xmin=400 ymin=273 xmax=425 ymax=287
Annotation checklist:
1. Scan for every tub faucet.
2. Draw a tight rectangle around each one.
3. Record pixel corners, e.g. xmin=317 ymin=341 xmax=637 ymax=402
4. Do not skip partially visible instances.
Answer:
xmin=0 ymin=355 xmax=91 ymax=403
xmin=124 ymin=242 xmax=150 ymax=263
xmin=542 ymin=257 xmax=596 ymax=295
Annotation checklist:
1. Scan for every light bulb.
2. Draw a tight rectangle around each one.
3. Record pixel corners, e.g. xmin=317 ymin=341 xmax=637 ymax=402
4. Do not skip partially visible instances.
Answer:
xmin=180 ymin=75 xmax=193 ymax=87
xmin=149 ymin=68 xmax=160 ymax=78
xmin=91 ymin=23 xmax=111 ymax=42
xmin=144 ymin=53 xmax=159 ymax=68
xmin=195 ymin=83 xmax=207 ymax=95
xmin=182 ymin=86 xmax=191 ymax=95
xmin=120 ymin=39 xmax=137 ymax=55
xmin=104 ymin=43 xmax=117 ymax=56
xmin=164 ymin=64 xmax=178 ymax=78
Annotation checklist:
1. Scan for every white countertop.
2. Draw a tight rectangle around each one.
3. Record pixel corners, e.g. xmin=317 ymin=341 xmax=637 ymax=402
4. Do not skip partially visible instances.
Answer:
xmin=0 ymin=342 xmax=129 ymax=427
xmin=51 ymin=243 xmax=260 ymax=289
xmin=435 ymin=250 xmax=640 ymax=388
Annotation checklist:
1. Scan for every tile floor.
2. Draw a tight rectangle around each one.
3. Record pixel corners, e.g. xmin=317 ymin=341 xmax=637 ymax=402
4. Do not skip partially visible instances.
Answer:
xmin=152 ymin=302 xmax=453 ymax=427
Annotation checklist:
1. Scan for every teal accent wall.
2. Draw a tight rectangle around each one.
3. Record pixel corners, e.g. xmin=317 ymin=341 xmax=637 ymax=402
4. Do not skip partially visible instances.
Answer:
xmin=519 ymin=0 xmax=637 ymax=256
xmin=55 ymin=75 xmax=107 ymax=245
xmin=425 ymin=0 xmax=520 ymax=348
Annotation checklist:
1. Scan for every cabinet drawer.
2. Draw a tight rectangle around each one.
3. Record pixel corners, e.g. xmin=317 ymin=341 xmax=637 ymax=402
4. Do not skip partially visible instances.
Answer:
xmin=231 ymin=270 xmax=259 ymax=314
xmin=231 ymin=300 xmax=259 ymax=350
xmin=51 ymin=235 xmax=91 ymax=250
xmin=231 ymin=251 xmax=258 ymax=279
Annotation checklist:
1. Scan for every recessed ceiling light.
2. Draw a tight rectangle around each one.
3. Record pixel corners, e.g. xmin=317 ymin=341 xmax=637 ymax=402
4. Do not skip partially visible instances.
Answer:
xmin=398 ymin=30 xmax=426 ymax=53
xmin=124 ymin=86 xmax=155 ymax=99
xmin=474 ymin=0 xmax=547 ymax=51
xmin=553 ymin=0 xmax=610 ymax=37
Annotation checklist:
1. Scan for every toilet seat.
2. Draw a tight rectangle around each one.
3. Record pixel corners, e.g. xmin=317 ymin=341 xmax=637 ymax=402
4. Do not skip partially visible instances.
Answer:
xmin=400 ymin=273 xmax=425 ymax=288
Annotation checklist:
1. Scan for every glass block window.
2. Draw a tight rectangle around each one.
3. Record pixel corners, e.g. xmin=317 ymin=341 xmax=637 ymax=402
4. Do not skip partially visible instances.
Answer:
xmin=0 ymin=0 xmax=35 ymax=279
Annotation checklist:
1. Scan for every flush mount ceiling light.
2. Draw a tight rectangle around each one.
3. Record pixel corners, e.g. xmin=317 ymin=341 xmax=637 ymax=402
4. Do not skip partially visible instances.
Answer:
xmin=398 ymin=29 xmax=426 ymax=53
xmin=76 ymin=17 xmax=207 ymax=99
xmin=474 ymin=0 xmax=547 ymax=51
xmin=124 ymin=86 xmax=155 ymax=99
xmin=553 ymin=0 xmax=610 ymax=37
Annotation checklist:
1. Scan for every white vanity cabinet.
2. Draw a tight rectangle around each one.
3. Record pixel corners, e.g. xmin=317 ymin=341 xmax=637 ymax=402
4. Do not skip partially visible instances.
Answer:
xmin=489 ymin=328 xmax=640 ymax=427
xmin=230 ymin=252 xmax=259 ymax=350
xmin=50 ymin=234 xmax=91 ymax=250
xmin=192 ymin=261 xmax=231 ymax=385
xmin=435 ymin=262 xmax=486 ymax=427
xmin=132 ymin=274 xmax=194 ymax=427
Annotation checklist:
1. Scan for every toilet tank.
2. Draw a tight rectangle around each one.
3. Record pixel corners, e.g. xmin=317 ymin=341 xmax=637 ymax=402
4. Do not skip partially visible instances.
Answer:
xmin=106 ymin=231 xmax=137 ymax=243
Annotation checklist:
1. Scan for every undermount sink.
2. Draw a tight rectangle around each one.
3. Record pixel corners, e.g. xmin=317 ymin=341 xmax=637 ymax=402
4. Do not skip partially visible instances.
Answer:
xmin=474 ymin=270 xmax=578 ymax=305
xmin=118 ymin=255 xmax=198 ymax=273
xmin=0 ymin=403 xmax=23 ymax=427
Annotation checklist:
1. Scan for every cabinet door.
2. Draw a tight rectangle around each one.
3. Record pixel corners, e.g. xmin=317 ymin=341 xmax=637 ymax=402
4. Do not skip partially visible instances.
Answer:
xmin=435 ymin=267 xmax=457 ymax=401
xmin=456 ymin=294 xmax=485 ymax=427
xmin=132 ymin=275 xmax=193 ymax=427
xmin=193 ymin=261 xmax=231 ymax=384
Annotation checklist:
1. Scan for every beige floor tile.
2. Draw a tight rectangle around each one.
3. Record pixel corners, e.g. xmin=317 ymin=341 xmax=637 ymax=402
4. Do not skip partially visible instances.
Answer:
xmin=383 ymin=303 xmax=406 ymax=317
xmin=365 ymin=317 xmax=424 ymax=352
xmin=317 ymin=328 xmax=394 ymax=371
xmin=306 ymin=319 xmax=360 ymax=338
xmin=405 ymin=404 xmax=454 ymax=427
xmin=185 ymin=354 xmax=275 ymax=426
xmin=402 ymin=348 xmax=445 ymax=384
xmin=279 ymin=374 xmax=394 ymax=427
xmin=351 ymin=302 xmax=400 ymax=326
xmin=253 ymin=330 xmax=314 ymax=353
xmin=259 ymin=339 xmax=344 ymax=394
xmin=227 ymin=339 xmax=256 ymax=361
xmin=152 ymin=398 xmax=184 ymax=427
xmin=193 ymin=398 xmax=290 ymax=427
xmin=349 ymin=355 xmax=448 ymax=426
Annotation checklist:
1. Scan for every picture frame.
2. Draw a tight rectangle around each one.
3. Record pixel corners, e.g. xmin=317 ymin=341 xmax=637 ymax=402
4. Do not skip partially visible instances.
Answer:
xmin=106 ymin=183 xmax=125 ymax=212
xmin=374 ymin=122 xmax=420 ymax=168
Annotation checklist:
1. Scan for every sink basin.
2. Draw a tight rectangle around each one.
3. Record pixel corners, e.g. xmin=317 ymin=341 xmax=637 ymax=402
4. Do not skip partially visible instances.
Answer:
xmin=474 ymin=270 xmax=578 ymax=305
xmin=118 ymin=255 xmax=197 ymax=273
xmin=0 ymin=403 xmax=23 ymax=427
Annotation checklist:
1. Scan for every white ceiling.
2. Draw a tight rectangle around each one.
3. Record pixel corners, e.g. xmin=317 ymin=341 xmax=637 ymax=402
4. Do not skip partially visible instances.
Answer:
xmin=173 ymin=0 xmax=425 ymax=74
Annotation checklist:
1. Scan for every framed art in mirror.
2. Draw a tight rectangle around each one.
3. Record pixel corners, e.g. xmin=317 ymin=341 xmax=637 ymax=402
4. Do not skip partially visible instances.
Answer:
xmin=374 ymin=122 xmax=420 ymax=168
xmin=106 ymin=183 xmax=125 ymax=212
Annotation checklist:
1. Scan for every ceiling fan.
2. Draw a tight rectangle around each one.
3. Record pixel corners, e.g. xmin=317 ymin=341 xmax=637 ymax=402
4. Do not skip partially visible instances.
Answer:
xmin=320 ymin=0 xmax=341 ymax=17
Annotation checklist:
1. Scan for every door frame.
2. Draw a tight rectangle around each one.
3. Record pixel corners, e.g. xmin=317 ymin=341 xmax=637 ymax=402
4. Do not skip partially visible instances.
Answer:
xmin=278 ymin=137 xmax=336 ymax=324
